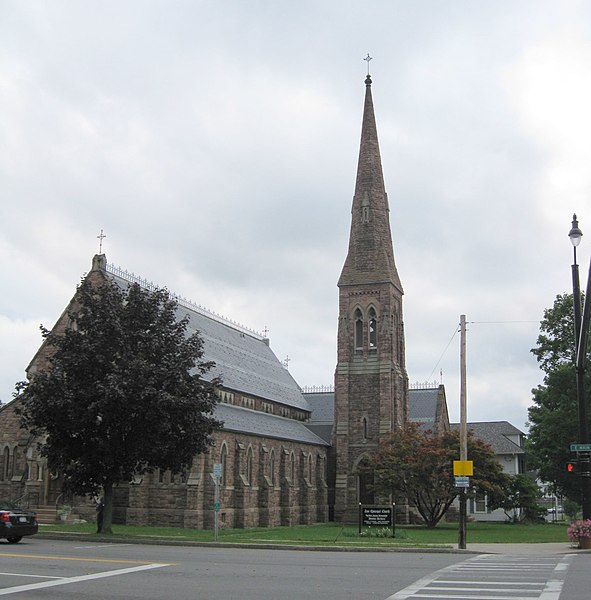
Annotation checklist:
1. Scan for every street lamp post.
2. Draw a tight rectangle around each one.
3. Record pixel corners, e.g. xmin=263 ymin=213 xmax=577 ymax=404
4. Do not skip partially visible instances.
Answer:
xmin=568 ymin=214 xmax=591 ymax=520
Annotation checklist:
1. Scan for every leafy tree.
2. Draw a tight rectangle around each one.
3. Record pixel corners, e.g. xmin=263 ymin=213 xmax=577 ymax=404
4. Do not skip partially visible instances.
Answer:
xmin=370 ymin=423 xmax=508 ymax=528
xmin=527 ymin=293 xmax=591 ymax=503
xmin=489 ymin=474 xmax=545 ymax=523
xmin=563 ymin=497 xmax=581 ymax=520
xmin=531 ymin=293 xmax=580 ymax=372
xmin=16 ymin=276 xmax=221 ymax=533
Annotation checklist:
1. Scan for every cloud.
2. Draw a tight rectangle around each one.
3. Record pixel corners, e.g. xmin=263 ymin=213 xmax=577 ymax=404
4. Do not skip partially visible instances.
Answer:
xmin=3 ymin=0 xmax=591 ymax=431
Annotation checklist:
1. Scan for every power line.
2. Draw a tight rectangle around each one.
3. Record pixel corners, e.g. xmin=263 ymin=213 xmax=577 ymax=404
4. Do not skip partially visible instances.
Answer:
xmin=423 ymin=319 xmax=539 ymax=382
xmin=468 ymin=320 xmax=538 ymax=324
xmin=426 ymin=324 xmax=459 ymax=382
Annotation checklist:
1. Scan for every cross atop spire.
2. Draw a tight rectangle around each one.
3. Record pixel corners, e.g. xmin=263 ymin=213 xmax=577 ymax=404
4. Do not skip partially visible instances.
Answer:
xmin=97 ymin=229 xmax=106 ymax=253
xmin=364 ymin=53 xmax=373 ymax=84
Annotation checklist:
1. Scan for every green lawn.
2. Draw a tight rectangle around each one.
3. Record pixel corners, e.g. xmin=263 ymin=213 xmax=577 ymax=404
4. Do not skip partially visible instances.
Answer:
xmin=38 ymin=520 xmax=571 ymax=547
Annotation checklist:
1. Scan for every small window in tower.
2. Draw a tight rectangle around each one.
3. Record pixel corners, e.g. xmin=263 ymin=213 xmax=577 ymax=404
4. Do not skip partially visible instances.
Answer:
xmin=361 ymin=191 xmax=370 ymax=223
xmin=368 ymin=308 xmax=377 ymax=349
xmin=362 ymin=416 xmax=368 ymax=440
xmin=354 ymin=308 xmax=363 ymax=350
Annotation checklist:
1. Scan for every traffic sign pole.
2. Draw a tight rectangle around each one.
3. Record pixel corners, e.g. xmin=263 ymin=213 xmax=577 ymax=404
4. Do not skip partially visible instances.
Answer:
xmin=212 ymin=463 xmax=222 ymax=542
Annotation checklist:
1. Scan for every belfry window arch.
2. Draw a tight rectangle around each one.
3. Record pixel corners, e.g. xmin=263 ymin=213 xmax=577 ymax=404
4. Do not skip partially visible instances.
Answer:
xmin=368 ymin=307 xmax=377 ymax=349
xmin=354 ymin=308 xmax=363 ymax=351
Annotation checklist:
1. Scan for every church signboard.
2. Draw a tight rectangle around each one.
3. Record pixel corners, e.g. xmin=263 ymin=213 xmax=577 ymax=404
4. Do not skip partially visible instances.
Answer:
xmin=358 ymin=505 xmax=395 ymax=537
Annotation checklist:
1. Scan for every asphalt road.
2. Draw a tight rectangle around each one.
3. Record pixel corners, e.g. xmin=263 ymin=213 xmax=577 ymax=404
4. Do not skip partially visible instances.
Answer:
xmin=0 ymin=538 xmax=462 ymax=599
xmin=0 ymin=538 xmax=588 ymax=599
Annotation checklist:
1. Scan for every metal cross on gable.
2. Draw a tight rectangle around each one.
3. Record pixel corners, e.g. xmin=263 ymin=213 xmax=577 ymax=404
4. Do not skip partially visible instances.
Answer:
xmin=364 ymin=53 xmax=373 ymax=75
xmin=97 ymin=229 xmax=106 ymax=253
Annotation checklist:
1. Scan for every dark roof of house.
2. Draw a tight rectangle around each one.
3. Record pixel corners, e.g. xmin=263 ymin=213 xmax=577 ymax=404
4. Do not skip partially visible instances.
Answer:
xmin=215 ymin=403 xmax=329 ymax=446
xmin=450 ymin=421 xmax=525 ymax=455
xmin=107 ymin=263 xmax=311 ymax=413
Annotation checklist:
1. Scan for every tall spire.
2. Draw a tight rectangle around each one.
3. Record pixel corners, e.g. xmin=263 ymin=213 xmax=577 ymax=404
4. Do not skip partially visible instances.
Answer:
xmin=338 ymin=75 xmax=402 ymax=292
xmin=332 ymin=70 xmax=409 ymax=523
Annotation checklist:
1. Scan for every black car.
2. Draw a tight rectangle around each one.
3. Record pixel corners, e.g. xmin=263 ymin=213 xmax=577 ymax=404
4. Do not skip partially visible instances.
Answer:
xmin=0 ymin=501 xmax=38 ymax=543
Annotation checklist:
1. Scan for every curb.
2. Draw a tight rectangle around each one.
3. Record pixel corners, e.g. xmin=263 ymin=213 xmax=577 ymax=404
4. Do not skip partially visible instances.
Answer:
xmin=36 ymin=532 xmax=479 ymax=554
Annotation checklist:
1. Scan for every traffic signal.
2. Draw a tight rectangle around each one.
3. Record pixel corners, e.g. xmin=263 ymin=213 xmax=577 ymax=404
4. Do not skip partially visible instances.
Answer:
xmin=566 ymin=460 xmax=579 ymax=474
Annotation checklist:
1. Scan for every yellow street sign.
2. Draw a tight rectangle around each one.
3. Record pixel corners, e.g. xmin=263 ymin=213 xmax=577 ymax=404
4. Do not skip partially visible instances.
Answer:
xmin=453 ymin=460 xmax=473 ymax=476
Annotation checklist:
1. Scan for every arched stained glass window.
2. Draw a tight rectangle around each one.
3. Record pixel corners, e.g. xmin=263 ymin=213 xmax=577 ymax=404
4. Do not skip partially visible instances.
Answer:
xmin=2 ymin=447 xmax=10 ymax=481
xmin=269 ymin=449 xmax=276 ymax=486
xmin=290 ymin=452 xmax=296 ymax=482
xmin=246 ymin=446 xmax=253 ymax=485
xmin=220 ymin=443 xmax=228 ymax=487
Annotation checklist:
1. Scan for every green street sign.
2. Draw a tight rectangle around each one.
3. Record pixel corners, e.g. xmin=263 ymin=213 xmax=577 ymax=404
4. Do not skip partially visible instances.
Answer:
xmin=570 ymin=444 xmax=591 ymax=452
xmin=214 ymin=501 xmax=221 ymax=512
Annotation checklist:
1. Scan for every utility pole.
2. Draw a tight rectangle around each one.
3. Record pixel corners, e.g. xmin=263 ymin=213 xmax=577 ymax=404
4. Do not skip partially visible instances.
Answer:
xmin=569 ymin=215 xmax=591 ymax=520
xmin=458 ymin=315 xmax=468 ymax=550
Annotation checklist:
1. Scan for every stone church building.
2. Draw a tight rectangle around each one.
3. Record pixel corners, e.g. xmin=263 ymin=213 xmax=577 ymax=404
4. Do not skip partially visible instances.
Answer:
xmin=0 ymin=75 xmax=442 ymax=527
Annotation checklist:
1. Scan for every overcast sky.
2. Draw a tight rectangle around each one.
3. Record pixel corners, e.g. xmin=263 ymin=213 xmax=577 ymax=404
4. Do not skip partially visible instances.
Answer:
xmin=2 ymin=0 xmax=590 ymax=431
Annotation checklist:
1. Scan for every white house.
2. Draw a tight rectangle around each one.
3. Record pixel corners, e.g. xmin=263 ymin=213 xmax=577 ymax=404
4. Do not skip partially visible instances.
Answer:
xmin=451 ymin=421 xmax=526 ymax=522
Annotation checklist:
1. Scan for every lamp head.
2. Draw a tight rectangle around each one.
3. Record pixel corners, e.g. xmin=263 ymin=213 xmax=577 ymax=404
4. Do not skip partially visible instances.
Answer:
xmin=569 ymin=214 xmax=583 ymax=247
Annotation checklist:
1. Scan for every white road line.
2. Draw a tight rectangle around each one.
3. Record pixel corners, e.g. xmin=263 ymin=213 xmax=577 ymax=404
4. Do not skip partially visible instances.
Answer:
xmin=428 ymin=585 xmax=543 ymax=593
xmin=385 ymin=554 xmax=575 ymax=600
xmin=0 ymin=563 xmax=169 ymax=596
xmin=411 ymin=595 xmax=537 ymax=599
xmin=0 ymin=573 xmax=62 ymax=580
xmin=384 ymin=560 xmax=472 ymax=600
xmin=437 ymin=580 xmax=542 ymax=586
xmin=539 ymin=555 xmax=575 ymax=600
xmin=73 ymin=544 xmax=132 ymax=549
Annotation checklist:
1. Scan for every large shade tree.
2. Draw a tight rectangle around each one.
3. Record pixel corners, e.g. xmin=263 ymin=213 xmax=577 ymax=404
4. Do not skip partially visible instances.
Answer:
xmin=370 ymin=423 xmax=508 ymax=528
xmin=17 ymin=276 xmax=221 ymax=533
xmin=527 ymin=293 xmax=591 ymax=503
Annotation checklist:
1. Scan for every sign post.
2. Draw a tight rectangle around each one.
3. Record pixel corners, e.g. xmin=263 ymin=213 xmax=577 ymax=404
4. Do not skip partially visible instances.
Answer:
xmin=212 ymin=463 xmax=222 ymax=542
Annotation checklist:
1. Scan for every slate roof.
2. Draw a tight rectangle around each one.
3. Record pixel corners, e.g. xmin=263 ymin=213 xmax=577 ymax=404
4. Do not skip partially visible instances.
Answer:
xmin=215 ymin=403 xmax=329 ymax=446
xmin=450 ymin=421 xmax=525 ymax=455
xmin=107 ymin=265 xmax=310 ymax=413
xmin=304 ymin=392 xmax=335 ymax=423
xmin=409 ymin=388 xmax=439 ymax=423
xmin=303 ymin=392 xmax=335 ymax=444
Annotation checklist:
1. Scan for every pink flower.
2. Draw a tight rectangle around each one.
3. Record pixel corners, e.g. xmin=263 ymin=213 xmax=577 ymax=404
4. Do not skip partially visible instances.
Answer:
xmin=567 ymin=519 xmax=591 ymax=541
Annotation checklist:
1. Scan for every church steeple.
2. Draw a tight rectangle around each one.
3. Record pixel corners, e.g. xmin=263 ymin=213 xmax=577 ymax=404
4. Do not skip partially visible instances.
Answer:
xmin=338 ymin=74 xmax=402 ymax=292
xmin=332 ymin=72 xmax=409 ymax=523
